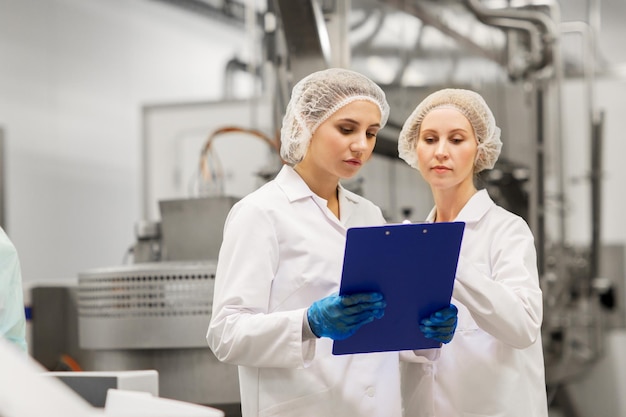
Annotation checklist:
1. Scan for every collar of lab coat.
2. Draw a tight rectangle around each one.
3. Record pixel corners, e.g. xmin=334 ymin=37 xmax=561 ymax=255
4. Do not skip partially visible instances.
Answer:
xmin=274 ymin=165 xmax=318 ymax=202
xmin=274 ymin=165 xmax=361 ymax=225
xmin=426 ymin=188 xmax=494 ymax=224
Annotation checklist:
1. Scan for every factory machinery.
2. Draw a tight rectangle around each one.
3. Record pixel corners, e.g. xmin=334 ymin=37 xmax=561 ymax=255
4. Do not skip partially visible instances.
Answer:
xmin=30 ymin=1 xmax=624 ymax=417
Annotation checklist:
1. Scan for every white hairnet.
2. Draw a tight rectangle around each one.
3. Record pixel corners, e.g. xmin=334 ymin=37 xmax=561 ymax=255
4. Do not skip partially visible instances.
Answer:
xmin=398 ymin=88 xmax=502 ymax=173
xmin=280 ymin=68 xmax=390 ymax=166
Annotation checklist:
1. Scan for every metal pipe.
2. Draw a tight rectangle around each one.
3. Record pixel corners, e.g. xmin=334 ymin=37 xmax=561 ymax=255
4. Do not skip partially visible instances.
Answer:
xmin=560 ymin=22 xmax=596 ymax=124
xmin=548 ymin=2 xmax=567 ymax=248
xmin=150 ymin=0 xmax=246 ymax=26
xmin=464 ymin=0 xmax=558 ymax=73
xmin=559 ymin=23 xmax=593 ymax=255
xmin=350 ymin=8 xmax=386 ymax=56
xmin=223 ymin=57 xmax=249 ymax=100
xmin=466 ymin=0 xmax=559 ymax=40
xmin=483 ymin=16 xmax=544 ymax=77
xmin=560 ymin=21 xmax=601 ymax=288
xmin=464 ymin=1 xmax=562 ymax=277
xmin=590 ymin=112 xmax=604 ymax=284
xmin=383 ymin=0 xmax=505 ymax=65
xmin=264 ymin=3 xmax=291 ymax=145
xmin=535 ymin=84 xmax=546 ymax=276
xmin=587 ymin=0 xmax=601 ymax=44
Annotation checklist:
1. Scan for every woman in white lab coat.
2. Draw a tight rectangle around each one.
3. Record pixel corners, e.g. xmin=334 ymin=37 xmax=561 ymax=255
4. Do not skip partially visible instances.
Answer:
xmin=397 ymin=88 xmax=549 ymax=417
xmin=0 ymin=226 xmax=27 ymax=352
xmin=207 ymin=68 xmax=457 ymax=417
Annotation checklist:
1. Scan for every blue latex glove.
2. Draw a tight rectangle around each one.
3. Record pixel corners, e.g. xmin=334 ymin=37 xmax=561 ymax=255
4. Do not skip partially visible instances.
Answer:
xmin=307 ymin=292 xmax=386 ymax=340
xmin=419 ymin=304 xmax=458 ymax=344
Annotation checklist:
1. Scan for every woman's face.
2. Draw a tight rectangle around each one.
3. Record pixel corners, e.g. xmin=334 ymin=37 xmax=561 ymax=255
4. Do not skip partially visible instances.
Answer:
xmin=301 ymin=100 xmax=381 ymax=180
xmin=416 ymin=107 xmax=478 ymax=192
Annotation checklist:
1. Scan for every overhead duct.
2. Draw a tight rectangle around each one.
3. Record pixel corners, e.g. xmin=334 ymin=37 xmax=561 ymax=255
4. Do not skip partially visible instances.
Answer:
xmin=382 ymin=0 xmax=506 ymax=66
xmin=368 ymin=0 xmax=557 ymax=81
xmin=273 ymin=0 xmax=331 ymax=83
xmin=463 ymin=0 xmax=558 ymax=79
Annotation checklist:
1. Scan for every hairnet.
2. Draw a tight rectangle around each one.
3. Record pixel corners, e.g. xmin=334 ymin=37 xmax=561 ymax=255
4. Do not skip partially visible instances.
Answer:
xmin=280 ymin=68 xmax=390 ymax=166
xmin=398 ymin=88 xmax=502 ymax=173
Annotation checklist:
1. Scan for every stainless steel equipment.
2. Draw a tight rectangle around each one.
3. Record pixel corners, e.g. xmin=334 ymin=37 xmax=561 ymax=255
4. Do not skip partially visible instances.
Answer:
xmin=64 ymin=197 xmax=241 ymax=416
xmin=75 ymin=261 xmax=240 ymax=412
xmin=78 ymin=262 xmax=217 ymax=350
xmin=158 ymin=197 xmax=239 ymax=262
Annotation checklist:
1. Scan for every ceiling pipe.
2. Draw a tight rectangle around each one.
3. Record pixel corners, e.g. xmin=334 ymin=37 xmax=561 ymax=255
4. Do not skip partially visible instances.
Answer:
xmin=350 ymin=7 xmax=386 ymax=54
xmin=488 ymin=16 xmax=544 ymax=78
xmin=383 ymin=0 xmax=505 ymax=65
xmin=463 ymin=0 xmax=558 ymax=78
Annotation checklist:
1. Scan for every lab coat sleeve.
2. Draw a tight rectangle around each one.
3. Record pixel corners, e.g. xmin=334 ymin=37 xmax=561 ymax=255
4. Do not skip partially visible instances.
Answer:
xmin=0 ymin=228 xmax=27 ymax=352
xmin=452 ymin=217 xmax=543 ymax=349
xmin=207 ymin=201 xmax=313 ymax=369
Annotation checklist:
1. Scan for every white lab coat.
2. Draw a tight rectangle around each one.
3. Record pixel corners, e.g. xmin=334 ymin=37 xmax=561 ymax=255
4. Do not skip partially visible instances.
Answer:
xmin=401 ymin=189 xmax=548 ymax=417
xmin=0 ymin=226 xmax=27 ymax=352
xmin=207 ymin=165 xmax=403 ymax=417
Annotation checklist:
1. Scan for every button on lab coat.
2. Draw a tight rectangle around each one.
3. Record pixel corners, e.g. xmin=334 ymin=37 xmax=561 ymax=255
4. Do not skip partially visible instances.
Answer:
xmin=207 ymin=165 xmax=402 ymax=417
xmin=401 ymin=189 xmax=548 ymax=417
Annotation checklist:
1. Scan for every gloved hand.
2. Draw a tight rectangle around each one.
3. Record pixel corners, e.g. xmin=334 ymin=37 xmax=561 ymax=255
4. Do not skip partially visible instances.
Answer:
xmin=307 ymin=292 xmax=386 ymax=340
xmin=419 ymin=304 xmax=458 ymax=344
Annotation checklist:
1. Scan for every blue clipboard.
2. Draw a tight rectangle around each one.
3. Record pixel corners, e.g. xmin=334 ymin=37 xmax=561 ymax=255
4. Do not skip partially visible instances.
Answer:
xmin=332 ymin=222 xmax=465 ymax=355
